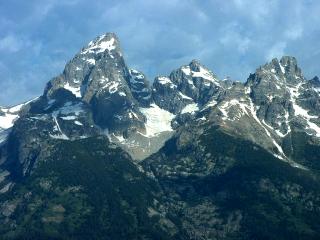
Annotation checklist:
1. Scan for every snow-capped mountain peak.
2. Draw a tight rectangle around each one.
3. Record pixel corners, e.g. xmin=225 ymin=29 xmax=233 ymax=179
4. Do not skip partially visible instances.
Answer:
xmin=2 ymin=32 xmax=320 ymax=171
xmin=81 ymin=32 xmax=120 ymax=55
xmin=180 ymin=60 xmax=220 ymax=86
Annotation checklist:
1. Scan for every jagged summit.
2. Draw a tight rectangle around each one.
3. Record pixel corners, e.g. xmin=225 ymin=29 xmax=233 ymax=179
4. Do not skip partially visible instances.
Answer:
xmin=1 ymin=32 xmax=320 ymax=165
xmin=179 ymin=59 xmax=219 ymax=82
xmin=80 ymin=32 xmax=121 ymax=55
xmin=189 ymin=59 xmax=202 ymax=71
xmin=188 ymin=59 xmax=218 ymax=78
xmin=246 ymin=56 xmax=305 ymax=98
xmin=310 ymin=76 xmax=320 ymax=87
xmin=44 ymin=32 xmax=128 ymax=103
xmin=151 ymin=59 xmax=224 ymax=115
xmin=257 ymin=56 xmax=303 ymax=80
xmin=279 ymin=56 xmax=301 ymax=75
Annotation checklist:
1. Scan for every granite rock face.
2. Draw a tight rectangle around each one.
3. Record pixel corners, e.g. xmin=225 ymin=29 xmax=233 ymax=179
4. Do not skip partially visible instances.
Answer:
xmin=44 ymin=33 xmax=146 ymax=134
xmin=152 ymin=60 xmax=224 ymax=114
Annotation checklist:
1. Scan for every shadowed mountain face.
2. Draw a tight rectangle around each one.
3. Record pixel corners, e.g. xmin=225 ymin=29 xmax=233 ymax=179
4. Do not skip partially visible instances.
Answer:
xmin=0 ymin=33 xmax=320 ymax=239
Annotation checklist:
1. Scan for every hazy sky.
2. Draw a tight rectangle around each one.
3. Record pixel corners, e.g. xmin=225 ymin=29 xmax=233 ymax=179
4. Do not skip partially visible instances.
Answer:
xmin=0 ymin=0 xmax=319 ymax=105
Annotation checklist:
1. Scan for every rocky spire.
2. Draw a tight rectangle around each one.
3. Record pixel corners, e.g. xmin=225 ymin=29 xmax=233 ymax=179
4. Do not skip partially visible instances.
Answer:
xmin=44 ymin=32 xmax=127 ymax=102
xmin=189 ymin=59 xmax=202 ymax=72
xmin=310 ymin=76 xmax=320 ymax=87
xmin=39 ymin=33 xmax=152 ymax=135
xmin=279 ymin=56 xmax=302 ymax=77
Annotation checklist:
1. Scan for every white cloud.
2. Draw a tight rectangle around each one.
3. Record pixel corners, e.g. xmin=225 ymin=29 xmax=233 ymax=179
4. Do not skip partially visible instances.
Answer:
xmin=232 ymin=0 xmax=278 ymax=25
xmin=219 ymin=23 xmax=251 ymax=54
xmin=0 ymin=35 xmax=23 ymax=53
xmin=195 ymin=10 xmax=209 ymax=22
xmin=265 ymin=41 xmax=287 ymax=60
xmin=284 ymin=25 xmax=303 ymax=40
xmin=25 ymin=0 xmax=81 ymax=23
xmin=0 ymin=34 xmax=43 ymax=55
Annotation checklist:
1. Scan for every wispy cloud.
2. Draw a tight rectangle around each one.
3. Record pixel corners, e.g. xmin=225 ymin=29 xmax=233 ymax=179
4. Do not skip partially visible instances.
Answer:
xmin=285 ymin=26 xmax=303 ymax=40
xmin=0 ymin=34 xmax=42 ymax=54
xmin=265 ymin=42 xmax=287 ymax=61
xmin=219 ymin=23 xmax=251 ymax=54
xmin=0 ymin=35 xmax=24 ymax=53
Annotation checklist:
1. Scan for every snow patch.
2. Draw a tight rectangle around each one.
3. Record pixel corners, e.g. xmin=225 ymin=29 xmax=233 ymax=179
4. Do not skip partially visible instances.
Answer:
xmin=49 ymin=133 xmax=69 ymax=140
xmin=63 ymin=83 xmax=81 ymax=98
xmin=109 ymin=82 xmax=119 ymax=94
xmin=280 ymin=63 xmax=285 ymax=74
xmin=50 ymin=102 xmax=84 ymax=139
xmin=219 ymin=99 xmax=248 ymax=121
xmin=0 ymin=113 xmax=18 ymax=129
xmin=194 ymin=67 xmax=220 ymax=86
xmin=181 ymin=65 xmax=220 ymax=86
xmin=181 ymin=103 xmax=199 ymax=114
xmin=100 ymin=80 xmax=120 ymax=94
xmin=50 ymin=115 xmax=69 ymax=140
xmin=84 ymin=58 xmax=95 ymax=65
xmin=139 ymin=104 xmax=175 ymax=137
xmin=130 ymin=69 xmax=144 ymax=80
xmin=113 ymin=134 xmax=125 ymax=142
xmin=178 ymin=92 xmax=192 ymax=100
xmin=181 ymin=66 xmax=191 ymax=75
xmin=60 ymin=116 xmax=77 ymax=120
xmin=245 ymin=87 xmax=251 ymax=94
xmin=157 ymin=77 xmax=176 ymax=89
xmin=81 ymin=36 xmax=116 ymax=54
xmin=0 ymin=97 xmax=38 ymax=129
xmin=99 ymin=76 xmax=109 ymax=85
xmin=288 ymin=83 xmax=320 ymax=137
xmin=314 ymin=87 xmax=320 ymax=94
xmin=198 ymin=116 xmax=207 ymax=121
xmin=74 ymin=121 xmax=83 ymax=126
xmin=158 ymin=77 xmax=172 ymax=84
xmin=8 ymin=103 xmax=25 ymax=113
xmin=202 ymin=99 xmax=217 ymax=111
xmin=57 ymin=102 xmax=84 ymax=116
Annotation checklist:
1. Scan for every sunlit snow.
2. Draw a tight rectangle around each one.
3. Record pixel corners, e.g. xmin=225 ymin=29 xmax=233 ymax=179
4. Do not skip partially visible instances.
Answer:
xmin=288 ymin=83 xmax=320 ymax=137
xmin=81 ymin=35 xmax=116 ymax=54
xmin=139 ymin=104 xmax=175 ymax=137
xmin=63 ymin=83 xmax=81 ymax=98
xmin=181 ymin=65 xmax=220 ymax=86
xmin=181 ymin=103 xmax=199 ymax=114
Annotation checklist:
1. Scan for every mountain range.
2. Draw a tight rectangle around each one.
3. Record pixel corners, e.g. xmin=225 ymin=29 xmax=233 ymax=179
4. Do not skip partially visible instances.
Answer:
xmin=0 ymin=32 xmax=320 ymax=239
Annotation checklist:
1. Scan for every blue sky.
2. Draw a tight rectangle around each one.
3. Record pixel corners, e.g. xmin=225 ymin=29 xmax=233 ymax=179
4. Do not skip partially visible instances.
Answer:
xmin=0 ymin=0 xmax=319 ymax=106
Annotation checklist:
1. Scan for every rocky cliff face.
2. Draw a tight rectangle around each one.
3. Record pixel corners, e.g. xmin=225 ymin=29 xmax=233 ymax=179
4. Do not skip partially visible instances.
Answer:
xmin=44 ymin=33 xmax=147 ymax=134
xmin=152 ymin=59 xmax=223 ymax=114
xmin=0 ymin=33 xmax=320 ymax=239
